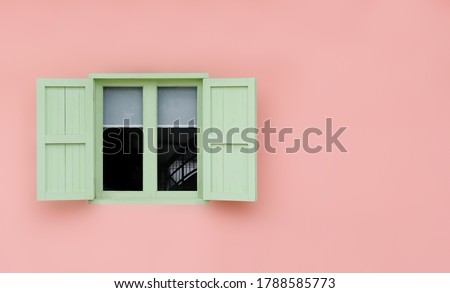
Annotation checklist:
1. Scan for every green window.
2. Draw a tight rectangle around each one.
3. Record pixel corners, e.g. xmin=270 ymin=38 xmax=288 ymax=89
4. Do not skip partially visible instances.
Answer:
xmin=37 ymin=74 xmax=257 ymax=204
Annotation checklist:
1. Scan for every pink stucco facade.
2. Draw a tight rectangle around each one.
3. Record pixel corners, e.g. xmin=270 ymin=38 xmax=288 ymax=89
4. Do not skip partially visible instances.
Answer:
xmin=1 ymin=0 xmax=450 ymax=272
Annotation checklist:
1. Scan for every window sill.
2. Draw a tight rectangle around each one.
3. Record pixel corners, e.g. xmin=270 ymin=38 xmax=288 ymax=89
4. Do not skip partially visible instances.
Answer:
xmin=89 ymin=197 xmax=209 ymax=205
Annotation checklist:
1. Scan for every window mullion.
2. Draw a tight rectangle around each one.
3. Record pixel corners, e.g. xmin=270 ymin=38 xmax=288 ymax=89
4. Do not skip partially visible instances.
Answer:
xmin=143 ymin=81 xmax=158 ymax=197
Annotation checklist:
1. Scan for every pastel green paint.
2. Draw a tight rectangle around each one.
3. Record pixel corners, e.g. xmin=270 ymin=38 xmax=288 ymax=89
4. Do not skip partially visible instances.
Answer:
xmin=202 ymin=78 xmax=257 ymax=202
xmin=37 ymin=79 xmax=94 ymax=200
xmin=37 ymin=74 xmax=257 ymax=203
xmin=91 ymin=78 xmax=204 ymax=204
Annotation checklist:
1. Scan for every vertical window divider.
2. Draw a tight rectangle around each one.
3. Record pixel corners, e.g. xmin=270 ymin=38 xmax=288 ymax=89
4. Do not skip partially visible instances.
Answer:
xmin=145 ymin=81 xmax=158 ymax=197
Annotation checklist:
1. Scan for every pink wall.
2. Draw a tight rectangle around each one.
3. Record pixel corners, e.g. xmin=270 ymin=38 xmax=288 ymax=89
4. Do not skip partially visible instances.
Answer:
xmin=1 ymin=0 xmax=450 ymax=272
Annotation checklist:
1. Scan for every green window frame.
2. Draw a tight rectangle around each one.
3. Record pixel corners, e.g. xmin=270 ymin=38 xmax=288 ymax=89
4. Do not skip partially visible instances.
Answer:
xmin=37 ymin=73 xmax=257 ymax=204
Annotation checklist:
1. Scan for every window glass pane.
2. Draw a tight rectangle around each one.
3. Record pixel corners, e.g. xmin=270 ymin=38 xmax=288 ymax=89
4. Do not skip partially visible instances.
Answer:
xmin=103 ymin=87 xmax=143 ymax=191
xmin=104 ymin=87 xmax=143 ymax=127
xmin=157 ymin=128 xmax=197 ymax=191
xmin=103 ymin=128 xmax=143 ymax=191
xmin=157 ymin=87 xmax=197 ymax=191
xmin=158 ymin=87 xmax=197 ymax=127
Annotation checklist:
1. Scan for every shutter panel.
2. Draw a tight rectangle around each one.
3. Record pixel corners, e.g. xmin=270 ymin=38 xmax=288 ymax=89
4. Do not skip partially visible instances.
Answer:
xmin=37 ymin=79 xmax=94 ymax=200
xmin=202 ymin=78 xmax=257 ymax=201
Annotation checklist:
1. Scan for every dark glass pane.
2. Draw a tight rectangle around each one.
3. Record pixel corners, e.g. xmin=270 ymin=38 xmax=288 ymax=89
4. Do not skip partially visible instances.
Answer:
xmin=103 ymin=127 xmax=143 ymax=191
xmin=157 ymin=128 xmax=197 ymax=191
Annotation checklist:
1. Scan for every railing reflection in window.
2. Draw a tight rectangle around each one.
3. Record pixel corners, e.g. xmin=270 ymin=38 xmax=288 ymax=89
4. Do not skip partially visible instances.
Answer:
xmin=164 ymin=152 xmax=197 ymax=191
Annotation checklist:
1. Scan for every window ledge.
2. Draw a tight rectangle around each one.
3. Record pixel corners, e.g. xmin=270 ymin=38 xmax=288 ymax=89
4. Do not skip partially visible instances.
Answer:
xmin=89 ymin=197 xmax=209 ymax=205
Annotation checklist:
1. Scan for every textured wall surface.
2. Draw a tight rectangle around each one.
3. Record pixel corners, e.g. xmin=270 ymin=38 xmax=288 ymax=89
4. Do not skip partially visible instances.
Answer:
xmin=1 ymin=0 xmax=450 ymax=272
